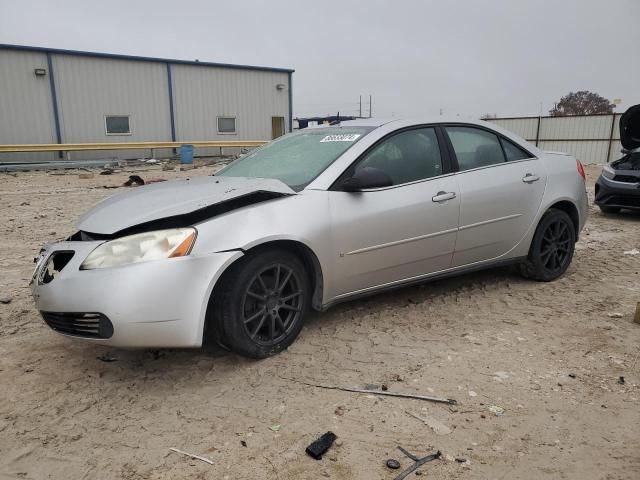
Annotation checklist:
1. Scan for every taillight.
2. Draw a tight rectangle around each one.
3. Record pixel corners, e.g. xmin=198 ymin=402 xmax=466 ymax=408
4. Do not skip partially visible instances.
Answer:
xmin=576 ymin=159 xmax=586 ymax=181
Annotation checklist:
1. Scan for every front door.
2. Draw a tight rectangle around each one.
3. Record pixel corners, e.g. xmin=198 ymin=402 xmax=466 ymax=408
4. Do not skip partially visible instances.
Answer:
xmin=443 ymin=125 xmax=547 ymax=266
xmin=328 ymin=127 xmax=460 ymax=297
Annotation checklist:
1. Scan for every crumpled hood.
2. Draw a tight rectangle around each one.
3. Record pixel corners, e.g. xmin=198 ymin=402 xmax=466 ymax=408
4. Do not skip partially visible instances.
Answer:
xmin=77 ymin=176 xmax=295 ymax=234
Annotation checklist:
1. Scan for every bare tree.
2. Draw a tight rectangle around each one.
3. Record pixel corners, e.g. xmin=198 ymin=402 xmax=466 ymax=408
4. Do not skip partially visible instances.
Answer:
xmin=549 ymin=91 xmax=614 ymax=116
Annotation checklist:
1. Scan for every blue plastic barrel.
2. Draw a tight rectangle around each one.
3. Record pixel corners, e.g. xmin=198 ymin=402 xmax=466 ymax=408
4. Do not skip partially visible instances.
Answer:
xmin=180 ymin=144 xmax=194 ymax=164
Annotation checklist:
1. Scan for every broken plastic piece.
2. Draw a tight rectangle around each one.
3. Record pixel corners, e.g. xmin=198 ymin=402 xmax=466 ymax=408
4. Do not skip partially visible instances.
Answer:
xmin=305 ymin=431 xmax=337 ymax=460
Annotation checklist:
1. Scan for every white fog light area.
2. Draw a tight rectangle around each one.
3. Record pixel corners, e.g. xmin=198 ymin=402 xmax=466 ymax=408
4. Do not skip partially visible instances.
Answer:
xmin=80 ymin=228 xmax=197 ymax=270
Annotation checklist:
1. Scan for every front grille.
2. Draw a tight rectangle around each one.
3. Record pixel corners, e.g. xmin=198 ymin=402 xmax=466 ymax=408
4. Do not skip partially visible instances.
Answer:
xmin=613 ymin=175 xmax=640 ymax=184
xmin=41 ymin=312 xmax=114 ymax=339
xmin=606 ymin=195 xmax=640 ymax=208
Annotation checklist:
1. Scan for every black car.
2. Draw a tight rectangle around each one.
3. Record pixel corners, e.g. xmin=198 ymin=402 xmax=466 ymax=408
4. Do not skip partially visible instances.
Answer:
xmin=595 ymin=104 xmax=640 ymax=213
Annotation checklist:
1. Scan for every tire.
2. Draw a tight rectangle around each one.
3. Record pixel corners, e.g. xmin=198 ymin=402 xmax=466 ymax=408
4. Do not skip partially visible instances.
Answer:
xmin=520 ymin=208 xmax=576 ymax=282
xmin=599 ymin=205 xmax=620 ymax=214
xmin=210 ymin=249 xmax=310 ymax=359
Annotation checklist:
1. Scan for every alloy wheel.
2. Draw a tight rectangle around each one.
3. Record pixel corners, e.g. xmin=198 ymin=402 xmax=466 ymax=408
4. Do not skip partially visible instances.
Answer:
xmin=540 ymin=219 xmax=572 ymax=275
xmin=241 ymin=263 xmax=304 ymax=346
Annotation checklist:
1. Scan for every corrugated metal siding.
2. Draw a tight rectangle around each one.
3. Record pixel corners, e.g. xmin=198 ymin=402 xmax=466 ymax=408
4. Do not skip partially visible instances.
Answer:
xmin=51 ymin=54 xmax=172 ymax=160
xmin=0 ymin=50 xmax=56 ymax=162
xmin=171 ymin=64 xmax=289 ymax=145
xmin=490 ymin=118 xmax=538 ymax=141
xmin=539 ymin=115 xmax=613 ymax=140
xmin=488 ymin=113 xmax=623 ymax=164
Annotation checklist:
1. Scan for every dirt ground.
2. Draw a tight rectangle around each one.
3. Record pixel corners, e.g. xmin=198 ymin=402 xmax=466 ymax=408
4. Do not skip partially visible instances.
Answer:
xmin=1 ymin=163 xmax=639 ymax=480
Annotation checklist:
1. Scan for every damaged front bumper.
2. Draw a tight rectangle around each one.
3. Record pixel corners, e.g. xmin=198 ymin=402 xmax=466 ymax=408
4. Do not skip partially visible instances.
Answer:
xmin=31 ymin=241 xmax=242 ymax=348
xmin=595 ymin=173 xmax=640 ymax=211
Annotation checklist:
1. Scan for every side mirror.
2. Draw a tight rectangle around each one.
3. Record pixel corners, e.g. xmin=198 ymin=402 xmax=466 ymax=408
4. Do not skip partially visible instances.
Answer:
xmin=338 ymin=167 xmax=393 ymax=192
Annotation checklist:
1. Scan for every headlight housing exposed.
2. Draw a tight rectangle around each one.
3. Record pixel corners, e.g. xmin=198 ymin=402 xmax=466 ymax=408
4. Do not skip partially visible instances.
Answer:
xmin=80 ymin=228 xmax=197 ymax=270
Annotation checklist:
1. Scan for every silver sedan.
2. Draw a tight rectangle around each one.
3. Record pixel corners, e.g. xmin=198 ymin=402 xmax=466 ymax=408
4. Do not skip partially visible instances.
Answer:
xmin=31 ymin=118 xmax=588 ymax=358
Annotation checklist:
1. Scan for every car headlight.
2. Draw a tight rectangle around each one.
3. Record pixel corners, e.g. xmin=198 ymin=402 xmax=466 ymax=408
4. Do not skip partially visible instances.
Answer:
xmin=602 ymin=165 xmax=615 ymax=179
xmin=80 ymin=228 xmax=197 ymax=270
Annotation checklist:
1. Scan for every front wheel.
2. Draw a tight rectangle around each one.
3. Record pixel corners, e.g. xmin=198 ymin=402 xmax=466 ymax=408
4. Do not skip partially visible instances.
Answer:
xmin=520 ymin=209 xmax=576 ymax=282
xmin=210 ymin=249 xmax=310 ymax=359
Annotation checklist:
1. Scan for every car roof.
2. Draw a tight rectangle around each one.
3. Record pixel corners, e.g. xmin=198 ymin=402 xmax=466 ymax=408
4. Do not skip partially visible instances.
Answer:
xmin=336 ymin=116 xmax=492 ymax=128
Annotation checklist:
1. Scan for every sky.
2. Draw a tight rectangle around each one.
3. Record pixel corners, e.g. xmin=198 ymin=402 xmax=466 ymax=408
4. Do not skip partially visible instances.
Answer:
xmin=1 ymin=0 xmax=638 ymax=119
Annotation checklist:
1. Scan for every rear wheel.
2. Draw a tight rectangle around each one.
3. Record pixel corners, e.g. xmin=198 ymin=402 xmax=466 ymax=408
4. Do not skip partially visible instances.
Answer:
xmin=210 ymin=249 xmax=310 ymax=359
xmin=520 ymin=208 xmax=576 ymax=282
xmin=599 ymin=205 xmax=621 ymax=214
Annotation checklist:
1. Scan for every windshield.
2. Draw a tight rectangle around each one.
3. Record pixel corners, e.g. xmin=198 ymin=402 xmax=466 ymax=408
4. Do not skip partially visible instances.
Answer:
xmin=216 ymin=126 xmax=374 ymax=190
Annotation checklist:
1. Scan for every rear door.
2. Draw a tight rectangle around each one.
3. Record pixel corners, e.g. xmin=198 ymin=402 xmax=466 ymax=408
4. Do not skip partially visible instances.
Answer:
xmin=328 ymin=126 xmax=460 ymax=297
xmin=443 ymin=125 xmax=547 ymax=267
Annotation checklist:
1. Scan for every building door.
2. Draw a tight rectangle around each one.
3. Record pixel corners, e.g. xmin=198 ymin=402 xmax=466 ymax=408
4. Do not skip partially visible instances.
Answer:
xmin=272 ymin=116 xmax=285 ymax=139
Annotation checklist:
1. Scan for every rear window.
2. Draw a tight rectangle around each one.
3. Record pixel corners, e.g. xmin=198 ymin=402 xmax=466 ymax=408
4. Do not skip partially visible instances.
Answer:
xmin=500 ymin=138 xmax=533 ymax=161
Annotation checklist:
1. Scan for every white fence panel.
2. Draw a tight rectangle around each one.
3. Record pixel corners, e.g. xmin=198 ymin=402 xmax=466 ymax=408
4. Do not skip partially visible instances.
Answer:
xmin=490 ymin=118 xmax=538 ymax=141
xmin=488 ymin=113 xmax=622 ymax=164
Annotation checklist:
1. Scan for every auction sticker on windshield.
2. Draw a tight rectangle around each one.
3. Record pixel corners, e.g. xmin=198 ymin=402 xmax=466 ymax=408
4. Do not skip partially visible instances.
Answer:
xmin=320 ymin=134 xmax=361 ymax=142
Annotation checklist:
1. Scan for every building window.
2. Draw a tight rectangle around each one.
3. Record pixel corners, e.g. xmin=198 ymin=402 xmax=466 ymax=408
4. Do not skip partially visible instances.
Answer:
xmin=217 ymin=116 xmax=237 ymax=134
xmin=105 ymin=115 xmax=131 ymax=135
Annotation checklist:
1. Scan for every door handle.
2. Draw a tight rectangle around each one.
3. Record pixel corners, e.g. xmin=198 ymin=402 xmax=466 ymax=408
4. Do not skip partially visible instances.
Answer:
xmin=522 ymin=173 xmax=540 ymax=183
xmin=432 ymin=191 xmax=456 ymax=203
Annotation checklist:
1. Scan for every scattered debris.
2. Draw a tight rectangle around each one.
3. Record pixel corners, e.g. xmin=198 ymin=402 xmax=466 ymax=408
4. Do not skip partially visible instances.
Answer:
xmin=78 ymin=173 xmax=94 ymax=179
xmin=405 ymin=410 xmax=452 ymax=435
xmin=240 ymin=440 xmax=247 ymax=447
xmin=99 ymin=170 xmax=113 ymax=175
xmin=283 ymin=378 xmax=456 ymax=405
xmin=0 ymin=295 xmax=12 ymax=304
xmin=146 ymin=178 xmax=167 ymax=184
xmin=618 ymin=376 xmax=625 ymax=385
xmin=269 ymin=424 xmax=281 ymax=432
xmin=455 ymin=457 xmax=467 ymax=463
xmin=20 ymin=201 xmax=29 ymax=206
xmin=634 ymin=302 xmax=640 ymax=325
xmin=568 ymin=373 xmax=577 ymax=379
xmin=386 ymin=459 xmax=401 ymax=470
xmin=468 ymin=390 xmax=477 ymax=397
xmin=168 ymin=447 xmax=214 ymax=465
xmin=623 ymin=248 xmax=639 ymax=255
xmin=305 ymin=431 xmax=337 ymax=460
xmin=334 ymin=439 xmax=343 ymax=447
xmin=123 ymin=175 xmax=145 ymax=187
xmin=608 ymin=312 xmax=624 ymax=318
xmin=392 ymin=446 xmax=441 ymax=480
xmin=96 ymin=352 xmax=118 ymax=362
xmin=146 ymin=158 xmax=159 ymax=164
xmin=488 ymin=405 xmax=505 ymax=416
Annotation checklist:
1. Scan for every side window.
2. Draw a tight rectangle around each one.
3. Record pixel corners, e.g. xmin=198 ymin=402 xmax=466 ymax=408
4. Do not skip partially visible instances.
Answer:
xmin=445 ymin=126 xmax=505 ymax=171
xmin=500 ymin=137 xmax=532 ymax=161
xmin=355 ymin=128 xmax=443 ymax=185
xmin=105 ymin=115 xmax=131 ymax=135
xmin=217 ymin=116 xmax=237 ymax=134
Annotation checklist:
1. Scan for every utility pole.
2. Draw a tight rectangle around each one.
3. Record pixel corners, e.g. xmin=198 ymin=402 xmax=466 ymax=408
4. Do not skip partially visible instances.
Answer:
xmin=359 ymin=95 xmax=362 ymax=118
xmin=369 ymin=95 xmax=372 ymax=118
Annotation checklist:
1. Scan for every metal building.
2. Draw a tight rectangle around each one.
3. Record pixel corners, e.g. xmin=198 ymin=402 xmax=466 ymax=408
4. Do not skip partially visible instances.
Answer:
xmin=0 ymin=44 xmax=294 ymax=162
